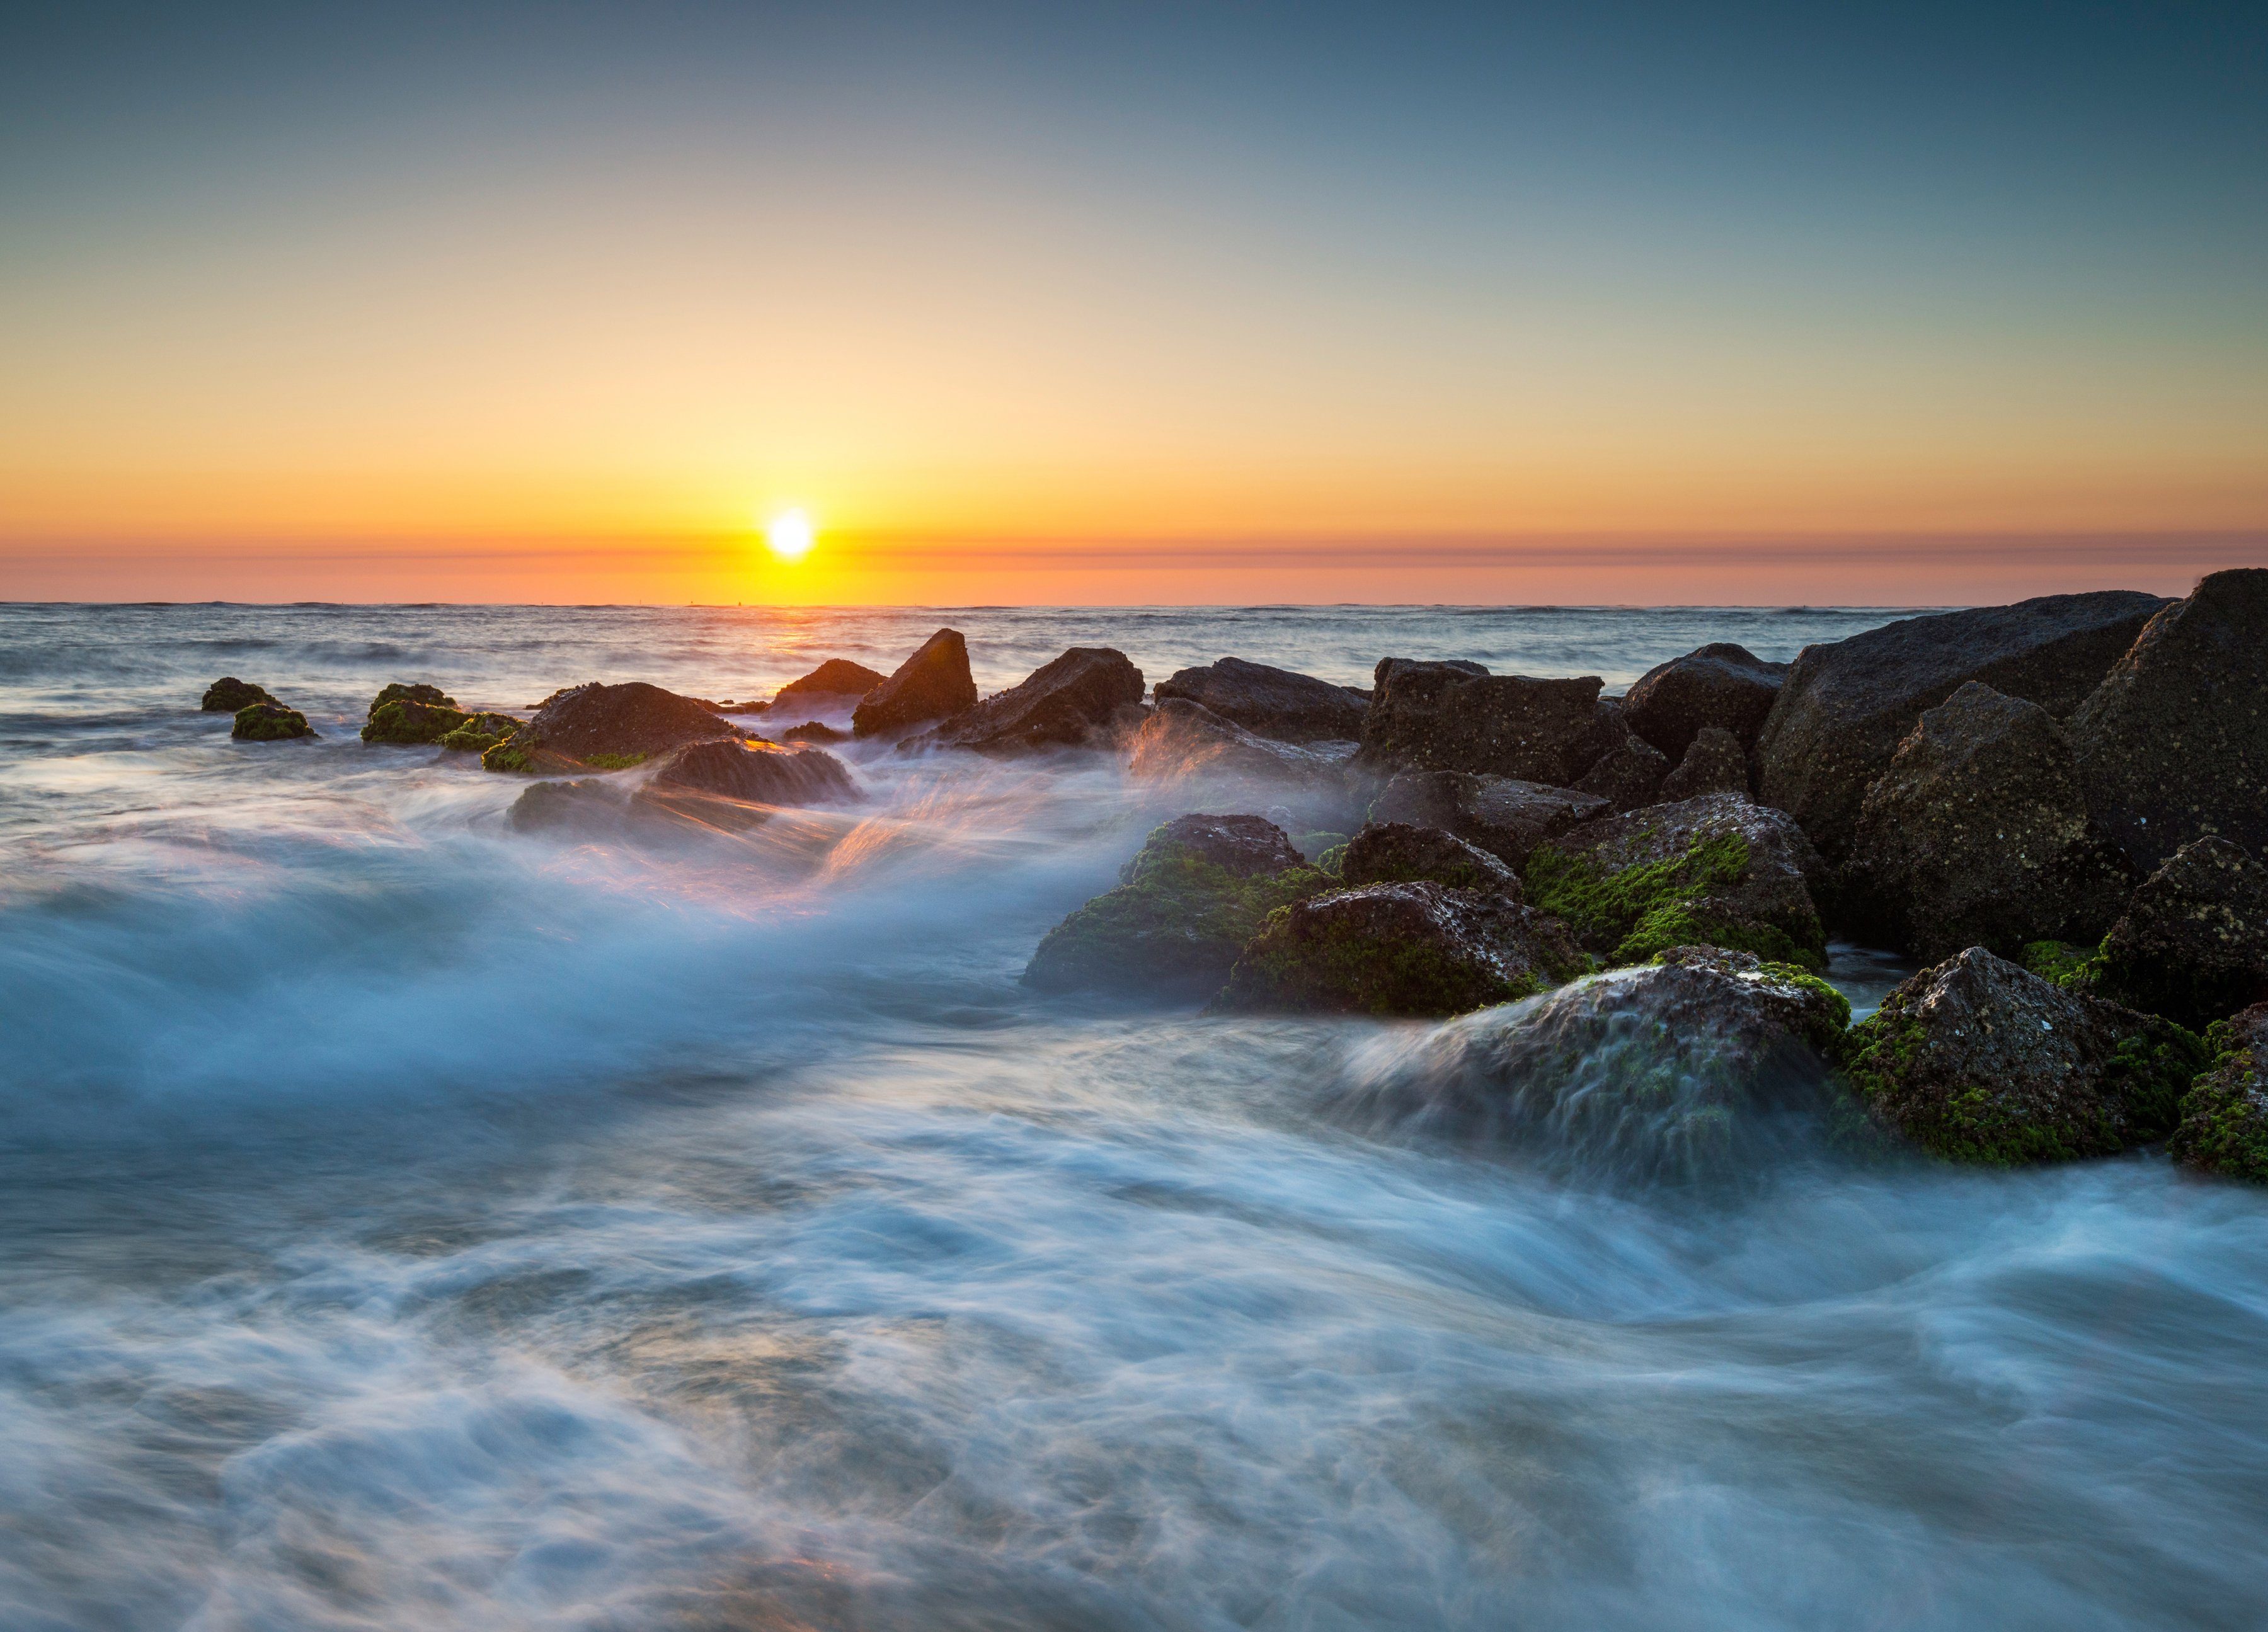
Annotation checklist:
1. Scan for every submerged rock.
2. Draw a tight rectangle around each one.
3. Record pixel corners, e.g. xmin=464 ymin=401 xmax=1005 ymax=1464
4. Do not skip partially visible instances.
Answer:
xmin=1622 ymin=644 xmax=1788 ymax=760
xmin=2092 ymin=838 xmax=2268 ymax=1030
xmin=1211 ymin=881 xmax=1586 ymax=1018
xmin=1754 ymin=591 xmax=2168 ymax=862
xmin=1572 ymin=731 xmax=1671 ymax=813
xmin=1154 ymin=657 xmax=1366 ymax=743
xmin=201 ymin=676 xmax=273 ymax=712
xmin=1525 ymin=792 xmax=1827 ymax=969
xmin=1339 ymin=821 xmax=1522 ymax=896
xmin=1127 ymin=699 xmax=1353 ymax=802
xmin=908 ymin=647 xmax=1143 ymax=754
xmin=481 ymin=682 xmax=738 ymax=772
xmin=648 ymin=738 xmax=858 ymax=806
xmin=1024 ymin=816 xmax=1331 ymax=998
xmin=1845 ymin=947 xmax=2206 ymax=1165
xmin=771 ymin=658 xmax=886 ymax=709
xmin=1840 ymin=683 xmax=2134 ymax=963
xmin=852 ymin=629 xmax=979 ymax=738
xmin=507 ymin=778 xmax=629 ymax=835
xmin=1658 ymin=726 xmax=1750 ymax=802
xmin=1358 ymin=661 xmax=1614 ymax=784
xmin=1332 ymin=947 xmax=1851 ymax=1185
xmin=2069 ymin=569 xmax=2268 ymax=870
xmin=1369 ymin=771 xmax=1606 ymax=869
xmin=231 ymin=701 xmax=314 ymax=741
xmin=2168 ymin=1004 xmax=2268 ymax=1184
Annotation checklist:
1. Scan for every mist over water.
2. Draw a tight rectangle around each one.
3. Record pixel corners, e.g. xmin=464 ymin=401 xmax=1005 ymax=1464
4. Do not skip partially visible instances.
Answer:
xmin=3 ymin=603 xmax=2264 ymax=1631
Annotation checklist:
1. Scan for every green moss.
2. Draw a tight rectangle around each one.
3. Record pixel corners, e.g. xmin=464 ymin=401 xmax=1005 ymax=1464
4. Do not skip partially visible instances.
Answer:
xmin=1527 ymin=828 xmax=1824 ymax=971
xmin=481 ymin=739 xmax=537 ymax=773
xmin=2170 ymin=1024 xmax=2268 ymax=1181
xmin=2022 ymin=939 xmax=2105 ymax=991
xmin=1295 ymin=831 xmax=1350 ymax=874
xmin=231 ymin=702 xmax=314 ymax=741
xmin=2100 ymin=1020 xmax=2210 ymax=1140
xmin=439 ymin=714 xmax=522 ymax=753
xmin=370 ymin=682 xmax=456 ymax=710
xmin=1027 ymin=854 xmax=1335 ymax=991
xmin=360 ymin=697 xmax=472 ymax=745
xmin=583 ymin=751 xmax=649 ymax=770
xmin=1224 ymin=891 xmax=1584 ymax=1017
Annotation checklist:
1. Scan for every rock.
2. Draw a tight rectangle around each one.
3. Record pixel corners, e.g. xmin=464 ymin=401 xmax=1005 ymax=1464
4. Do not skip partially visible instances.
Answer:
xmin=1845 ymin=947 xmax=2206 ymax=1165
xmin=1754 ymin=591 xmax=2170 ymax=862
xmin=231 ymin=702 xmax=314 ymax=741
xmin=1622 ymin=644 xmax=1788 ymax=760
xmin=2092 ymin=838 xmax=2268 ymax=1030
xmin=1127 ymin=699 xmax=1353 ymax=801
xmin=1370 ymin=771 xmax=1607 ymax=869
xmin=771 ymin=658 xmax=887 ymax=709
xmin=1658 ymin=726 xmax=1750 ymax=802
xmin=1339 ymin=821 xmax=1522 ymax=896
xmin=781 ymin=721 xmax=847 ymax=745
xmin=370 ymin=682 xmax=455 ymax=711
xmin=1211 ymin=882 xmax=1587 ymax=1018
xmin=908 ymin=648 xmax=1144 ymax=754
xmin=201 ymin=677 xmax=273 ymax=712
xmin=439 ymin=712 xmax=523 ymax=753
xmin=479 ymin=682 xmax=738 ymax=773
xmin=1332 ymin=947 xmax=1850 ymax=1184
xmin=1840 ymin=683 xmax=2136 ymax=963
xmin=1525 ymin=792 xmax=1828 ymax=969
xmin=2068 ymin=569 xmax=2268 ymax=870
xmin=647 ymin=738 xmax=859 ymax=806
xmin=1023 ymin=816 xmax=1330 ymax=998
xmin=506 ymin=779 xmax=629 ymax=836
xmin=1357 ymin=660 xmax=1613 ymax=784
xmin=2168 ymin=1004 xmax=2268 ymax=1184
xmin=1572 ymin=732 xmax=1671 ymax=813
xmin=852 ymin=629 xmax=978 ymax=738
xmin=1154 ymin=657 xmax=1366 ymax=743
xmin=362 ymin=692 xmax=471 ymax=745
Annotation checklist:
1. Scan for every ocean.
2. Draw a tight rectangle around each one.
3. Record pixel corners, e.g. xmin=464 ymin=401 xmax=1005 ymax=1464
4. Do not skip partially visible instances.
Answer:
xmin=2 ymin=602 xmax=2263 ymax=1631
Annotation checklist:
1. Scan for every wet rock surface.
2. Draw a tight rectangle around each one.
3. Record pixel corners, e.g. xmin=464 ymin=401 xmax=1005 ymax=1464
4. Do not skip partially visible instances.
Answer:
xmin=646 ymin=738 xmax=859 ymax=806
xmin=1658 ymin=726 xmax=1750 ymax=802
xmin=908 ymin=648 xmax=1144 ymax=755
xmin=2168 ymin=1003 xmax=2268 ymax=1184
xmin=1369 ymin=771 xmax=1607 ymax=869
xmin=1572 ymin=731 xmax=1671 ymax=813
xmin=361 ymin=684 xmax=469 ymax=745
xmin=852 ymin=629 xmax=980 ymax=738
xmin=1358 ymin=661 xmax=1613 ymax=784
xmin=201 ymin=676 xmax=273 ymax=712
xmin=1339 ymin=821 xmax=1522 ymax=896
xmin=1755 ymin=591 xmax=2168 ymax=862
xmin=481 ymin=681 xmax=738 ymax=772
xmin=771 ymin=658 xmax=886 ymax=709
xmin=1622 ymin=644 xmax=1788 ymax=760
xmin=231 ymin=702 xmax=314 ymax=741
xmin=2070 ymin=569 xmax=2268 ymax=870
xmin=1123 ymin=813 xmax=1307 ymax=882
xmin=1127 ymin=700 xmax=1353 ymax=801
xmin=2093 ymin=837 xmax=2268 ymax=1030
xmin=1154 ymin=656 xmax=1367 ymax=743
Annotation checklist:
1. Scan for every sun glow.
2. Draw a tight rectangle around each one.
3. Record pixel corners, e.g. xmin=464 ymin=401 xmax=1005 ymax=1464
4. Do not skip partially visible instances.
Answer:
xmin=765 ymin=509 xmax=816 ymax=562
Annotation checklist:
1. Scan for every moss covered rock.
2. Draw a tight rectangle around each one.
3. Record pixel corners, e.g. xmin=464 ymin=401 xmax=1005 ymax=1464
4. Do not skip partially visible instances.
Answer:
xmin=2168 ymin=1006 xmax=2268 ymax=1183
xmin=2093 ymin=838 xmax=2268 ymax=1030
xmin=231 ymin=701 xmax=314 ymax=741
xmin=483 ymin=681 xmax=739 ymax=773
xmin=1525 ymin=792 xmax=1826 ymax=970
xmin=439 ymin=712 xmax=523 ymax=753
xmin=362 ymin=697 xmax=471 ymax=745
xmin=201 ymin=676 xmax=273 ymax=712
xmin=1846 ymin=947 xmax=2207 ymax=1165
xmin=1339 ymin=821 xmax=1521 ymax=895
xmin=1211 ymin=881 xmax=1588 ymax=1017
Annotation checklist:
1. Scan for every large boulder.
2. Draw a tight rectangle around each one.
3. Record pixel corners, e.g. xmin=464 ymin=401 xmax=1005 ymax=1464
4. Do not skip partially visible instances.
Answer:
xmin=1845 ymin=947 xmax=2206 ymax=1165
xmin=852 ymin=629 xmax=978 ymax=738
xmin=1331 ymin=947 xmax=1851 ymax=1185
xmin=1211 ymin=882 xmax=1586 ymax=1018
xmin=201 ymin=676 xmax=273 ymax=712
xmin=771 ymin=658 xmax=886 ymax=710
xmin=1658 ymin=726 xmax=1750 ymax=802
xmin=1524 ymin=792 xmax=1828 ymax=969
xmin=1023 ymin=816 xmax=1330 ymax=998
xmin=2092 ymin=838 xmax=2268 ymax=1030
xmin=1622 ymin=644 xmax=1788 ymax=760
xmin=1754 ymin=591 xmax=2168 ymax=862
xmin=361 ymin=682 xmax=469 ymax=746
xmin=1339 ymin=821 xmax=1522 ymax=896
xmin=2168 ymin=1004 xmax=2268 ymax=1184
xmin=1571 ymin=731 xmax=1671 ymax=814
xmin=646 ymin=738 xmax=858 ymax=807
xmin=1154 ymin=657 xmax=1366 ymax=743
xmin=1370 ymin=771 xmax=1606 ymax=869
xmin=2068 ymin=569 xmax=2268 ymax=870
xmin=907 ymin=648 xmax=1143 ymax=755
xmin=1358 ymin=660 xmax=1614 ymax=784
xmin=1840 ymin=682 xmax=2135 ymax=963
xmin=231 ymin=702 xmax=314 ymax=741
xmin=481 ymin=681 xmax=738 ymax=773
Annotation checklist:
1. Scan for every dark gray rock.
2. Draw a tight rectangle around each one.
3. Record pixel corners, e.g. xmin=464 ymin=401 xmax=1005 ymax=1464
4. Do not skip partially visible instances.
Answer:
xmin=1154 ymin=656 xmax=1366 ymax=743
xmin=1211 ymin=882 xmax=1586 ymax=1017
xmin=1622 ymin=644 xmax=1788 ymax=760
xmin=1121 ymin=813 xmax=1307 ymax=884
xmin=1370 ymin=771 xmax=1608 ymax=869
xmin=1572 ymin=732 xmax=1671 ymax=813
xmin=2168 ymin=1003 xmax=2268 ymax=1184
xmin=484 ymin=681 xmax=738 ymax=772
xmin=1127 ymin=699 xmax=1353 ymax=798
xmin=2069 ymin=569 xmax=2268 ymax=870
xmin=1358 ymin=660 xmax=1613 ymax=784
xmin=908 ymin=648 xmax=1144 ymax=755
xmin=1840 ymin=683 xmax=2135 ymax=964
xmin=1339 ymin=821 xmax=1522 ymax=896
xmin=1658 ymin=726 xmax=1750 ymax=802
xmin=1846 ymin=947 xmax=2206 ymax=1164
xmin=201 ymin=676 xmax=273 ymax=712
xmin=772 ymin=658 xmax=886 ymax=708
xmin=1754 ymin=591 xmax=2169 ymax=862
xmin=852 ymin=629 xmax=980 ymax=738
xmin=2094 ymin=838 xmax=2268 ymax=1030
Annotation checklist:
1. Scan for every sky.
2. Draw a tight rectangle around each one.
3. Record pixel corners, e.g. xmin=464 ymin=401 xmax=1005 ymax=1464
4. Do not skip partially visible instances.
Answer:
xmin=1 ymin=1 xmax=2262 ymax=605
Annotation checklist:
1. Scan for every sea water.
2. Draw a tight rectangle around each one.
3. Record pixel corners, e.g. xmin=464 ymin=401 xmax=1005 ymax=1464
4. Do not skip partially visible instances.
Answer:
xmin=2 ymin=603 xmax=2263 ymax=1631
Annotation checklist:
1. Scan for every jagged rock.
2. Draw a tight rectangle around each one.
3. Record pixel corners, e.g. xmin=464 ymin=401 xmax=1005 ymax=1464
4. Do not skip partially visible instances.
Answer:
xmin=1840 ymin=683 xmax=2135 ymax=963
xmin=1154 ymin=657 xmax=1366 ymax=743
xmin=2093 ymin=838 xmax=2268 ymax=1030
xmin=1211 ymin=882 xmax=1587 ymax=1017
xmin=1339 ymin=821 xmax=1522 ymax=896
xmin=1525 ymin=792 xmax=1828 ymax=969
xmin=1572 ymin=732 xmax=1671 ymax=813
xmin=201 ymin=677 xmax=273 ymax=712
xmin=2069 ymin=569 xmax=2268 ymax=870
xmin=907 ymin=648 xmax=1144 ymax=754
xmin=781 ymin=721 xmax=847 ymax=745
xmin=1370 ymin=771 xmax=1606 ymax=869
xmin=438 ymin=712 xmax=523 ymax=753
xmin=1358 ymin=660 xmax=1614 ymax=784
xmin=1658 ymin=726 xmax=1750 ymax=802
xmin=2169 ymin=1004 xmax=2268 ymax=1184
xmin=1331 ymin=947 xmax=1851 ymax=1184
xmin=1622 ymin=644 xmax=1788 ymax=760
xmin=481 ymin=682 xmax=738 ymax=773
xmin=852 ymin=629 xmax=978 ymax=738
xmin=1754 ymin=591 xmax=2168 ymax=862
xmin=1127 ymin=699 xmax=1353 ymax=800
xmin=771 ymin=658 xmax=886 ymax=709
xmin=1023 ymin=816 xmax=1329 ymax=998
xmin=1845 ymin=947 xmax=2206 ymax=1165
xmin=231 ymin=702 xmax=314 ymax=741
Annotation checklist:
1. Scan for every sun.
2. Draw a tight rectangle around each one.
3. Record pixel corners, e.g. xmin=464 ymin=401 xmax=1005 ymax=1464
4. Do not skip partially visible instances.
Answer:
xmin=765 ymin=508 xmax=816 ymax=562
